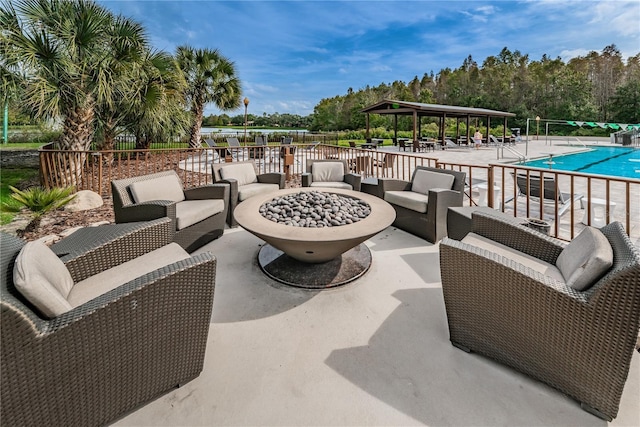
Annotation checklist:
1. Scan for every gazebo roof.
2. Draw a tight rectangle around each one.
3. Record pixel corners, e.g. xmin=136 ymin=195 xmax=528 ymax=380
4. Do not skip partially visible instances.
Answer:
xmin=361 ymin=99 xmax=516 ymax=119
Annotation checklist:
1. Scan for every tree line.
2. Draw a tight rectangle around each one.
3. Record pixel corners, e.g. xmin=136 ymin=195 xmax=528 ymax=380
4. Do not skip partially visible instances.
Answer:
xmin=202 ymin=112 xmax=313 ymax=129
xmin=310 ymin=45 xmax=640 ymax=133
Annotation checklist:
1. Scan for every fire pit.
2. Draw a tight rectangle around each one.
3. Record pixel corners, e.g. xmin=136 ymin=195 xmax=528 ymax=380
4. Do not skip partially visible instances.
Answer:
xmin=233 ymin=188 xmax=395 ymax=288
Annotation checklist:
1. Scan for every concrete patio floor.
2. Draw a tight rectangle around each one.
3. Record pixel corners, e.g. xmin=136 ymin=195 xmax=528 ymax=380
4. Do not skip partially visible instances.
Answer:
xmin=113 ymin=225 xmax=640 ymax=427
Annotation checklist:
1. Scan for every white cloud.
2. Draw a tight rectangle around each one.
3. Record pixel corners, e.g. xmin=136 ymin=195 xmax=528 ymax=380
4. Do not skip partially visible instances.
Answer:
xmin=559 ymin=48 xmax=591 ymax=61
xmin=371 ymin=64 xmax=392 ymax=73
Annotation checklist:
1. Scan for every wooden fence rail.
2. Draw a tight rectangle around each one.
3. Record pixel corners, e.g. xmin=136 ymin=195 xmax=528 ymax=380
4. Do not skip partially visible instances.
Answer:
xmin=39 ymin=143 xmax=639 ymax=241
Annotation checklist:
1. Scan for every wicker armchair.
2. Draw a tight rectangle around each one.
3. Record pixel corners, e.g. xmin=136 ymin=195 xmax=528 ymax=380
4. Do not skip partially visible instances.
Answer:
xmin=211 ymin=160 xmax=285 ymax=227
xmin=439 ymin=211 xmax=640 ymax=421
xmin=301 ymin=159 xmax=361 ymax=191
xmin=1 ymin=218 xmax=217 ymax=426
xmin=111 ymin=170 xmax=228 ymax=252
xmin=377 ymin=166 xmax=466 ymax=242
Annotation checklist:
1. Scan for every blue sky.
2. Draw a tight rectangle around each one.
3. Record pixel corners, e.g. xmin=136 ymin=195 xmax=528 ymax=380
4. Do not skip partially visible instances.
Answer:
xmin=98 ymin=0 xmax=640 ymax=117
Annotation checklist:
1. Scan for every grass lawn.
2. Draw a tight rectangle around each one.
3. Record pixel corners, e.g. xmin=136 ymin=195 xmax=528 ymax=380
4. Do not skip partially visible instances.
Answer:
xmin=0 ymin=166 xmax=40 ymax=225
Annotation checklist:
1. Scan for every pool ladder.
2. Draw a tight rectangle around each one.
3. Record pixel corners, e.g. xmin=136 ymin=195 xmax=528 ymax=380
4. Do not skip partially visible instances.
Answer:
xmin=498 ymin=144 xmax=527 ymax=162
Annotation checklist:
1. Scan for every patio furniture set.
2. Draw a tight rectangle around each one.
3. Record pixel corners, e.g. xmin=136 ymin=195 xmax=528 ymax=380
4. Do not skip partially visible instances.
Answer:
xmin=1 ymin=159 xmax=638 ymax=424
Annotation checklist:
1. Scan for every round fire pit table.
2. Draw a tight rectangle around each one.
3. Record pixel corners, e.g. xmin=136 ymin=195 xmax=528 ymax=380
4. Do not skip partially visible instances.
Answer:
xmin=234 ymin=188 xmax=395 ymax=288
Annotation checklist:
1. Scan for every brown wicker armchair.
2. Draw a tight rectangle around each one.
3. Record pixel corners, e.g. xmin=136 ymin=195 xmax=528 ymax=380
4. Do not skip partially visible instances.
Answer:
xmin=1 ymin=218 xmax=217 ymax=426
xmin=111 ymin=170 xmax=229 ymax=252
xmin=439 ymin=211 xmax=640 ymax=421
xmin=212 ymin=160 xmax=285 ymax=227
xmin=377 ymin=166 xmax=466 ymax=243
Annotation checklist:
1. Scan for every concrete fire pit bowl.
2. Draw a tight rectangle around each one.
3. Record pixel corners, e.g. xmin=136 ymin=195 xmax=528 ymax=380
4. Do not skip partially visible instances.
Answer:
xmin=234 ymin=188 xmax=396 ymax=288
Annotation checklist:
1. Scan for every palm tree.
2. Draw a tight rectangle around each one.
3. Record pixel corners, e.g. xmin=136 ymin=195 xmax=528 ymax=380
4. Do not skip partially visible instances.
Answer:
xmin=176 ymin=46 xmax=241 ymax=148
xmin=123 ymin=50 xmax=190 ymax=150
xmin=1 ymin=0 xmax=148 ymax=183
xmin=96 ymin=48 xmax=189 ymax=152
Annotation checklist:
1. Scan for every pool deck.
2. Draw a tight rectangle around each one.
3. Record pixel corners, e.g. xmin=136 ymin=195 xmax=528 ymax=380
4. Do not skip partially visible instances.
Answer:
xmin=372 ymin=136 xmax=639 ymax=246
xmin=112 ymin=225 xmax=640 ymax=427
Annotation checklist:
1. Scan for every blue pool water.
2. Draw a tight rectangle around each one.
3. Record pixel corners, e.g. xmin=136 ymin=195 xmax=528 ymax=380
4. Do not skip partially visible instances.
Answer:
xmin=519 ymin=146 xmax=640 ymax=180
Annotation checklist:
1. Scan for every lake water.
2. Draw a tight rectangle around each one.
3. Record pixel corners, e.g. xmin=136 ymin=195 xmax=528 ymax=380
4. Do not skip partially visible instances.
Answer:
xmin=202 ymin=127 xmax=309 ymax=134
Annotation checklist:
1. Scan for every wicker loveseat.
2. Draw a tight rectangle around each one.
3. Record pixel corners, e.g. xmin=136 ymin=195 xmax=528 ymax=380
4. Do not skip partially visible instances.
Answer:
xmin=111 ymin=170 xmax=229 ymax=252
xmin=377 ymin=166 xmax=466 ymax=243
xmin=1 ymin=218 xmax=217 ymax=426
xmin=439 ymin=211 xmax=640 ymax=421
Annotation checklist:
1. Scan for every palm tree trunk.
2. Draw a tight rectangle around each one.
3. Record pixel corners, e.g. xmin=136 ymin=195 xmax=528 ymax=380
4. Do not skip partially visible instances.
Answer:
xmin=189 ymin=103 xmax=205 ymax=149
xmin=56 ymin=106 xmax=95 ymax=187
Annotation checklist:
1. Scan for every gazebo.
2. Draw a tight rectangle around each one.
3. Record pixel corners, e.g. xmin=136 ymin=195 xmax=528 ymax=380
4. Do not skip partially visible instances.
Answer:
xmin=361 ymin=99 xmax=516 ymax=150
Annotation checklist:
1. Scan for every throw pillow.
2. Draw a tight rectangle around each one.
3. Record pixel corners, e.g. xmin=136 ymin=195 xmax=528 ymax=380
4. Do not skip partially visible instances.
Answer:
xmin=556 ymin=226 xmax=613 ymax=291
xmin=13 ymin=240 xmax=74 ymax=318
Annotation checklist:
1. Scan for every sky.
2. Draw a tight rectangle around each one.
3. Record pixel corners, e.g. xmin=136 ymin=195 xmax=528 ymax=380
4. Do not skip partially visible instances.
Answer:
xmin=97 ymin=0 xmax=640 ymax=118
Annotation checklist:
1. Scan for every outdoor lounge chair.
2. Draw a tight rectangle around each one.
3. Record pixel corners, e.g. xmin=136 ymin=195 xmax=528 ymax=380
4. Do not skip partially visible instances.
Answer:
xmin=226 ymin=137 xmax=246 ymax=160
xmin=376 ymin=166 xmax=466 ymax=242
xmin=212 ymin=160 xmax=285 ymax=227
xmin=302 ymin=159 xmax=361 ymax=191
xmin=489 ymin=134 xmax=507 ymax=145
xmin=439 ymin=211 xmax=640 ymax=421
xmin=249 ymin=135 xmax=268 ymax=161
xmin=444 ymin=138 xmax=458 ymax=148
xmin=111 ymin=170 xmax=229 ymax=252
xmin=1 ymin=218 xmax=217 ymax=426
xmin=200 ymin=138 xmax=220 ymax=162
xmin=509 ymin=172 xmax=583 ymax=217
xmin=371 ymin=152 xmax=397 ymax=177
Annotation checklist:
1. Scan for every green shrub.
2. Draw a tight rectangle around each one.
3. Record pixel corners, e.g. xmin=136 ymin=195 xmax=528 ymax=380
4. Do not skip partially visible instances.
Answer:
xmin=1 ymin=186 xmax=76 ymax=234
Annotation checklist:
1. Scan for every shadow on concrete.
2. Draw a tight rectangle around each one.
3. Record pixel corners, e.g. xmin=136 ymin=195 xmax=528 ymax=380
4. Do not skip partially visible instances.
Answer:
xmin=196 ymin=228 xmax=319 ymax=324
xmin=368 ymin=227 xmax=433 ymax=252
xmin=324 ymin=287 xmax=603 ymax=426
xmin=401 ymin=252 xmax=441 ymax=283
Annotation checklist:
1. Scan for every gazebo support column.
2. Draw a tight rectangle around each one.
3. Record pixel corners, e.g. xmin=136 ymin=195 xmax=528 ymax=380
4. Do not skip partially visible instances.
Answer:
xmin=412 ymin=110 xmax=418 ymax=152
xmin=365 ymin=114 xmax=370 ymax=140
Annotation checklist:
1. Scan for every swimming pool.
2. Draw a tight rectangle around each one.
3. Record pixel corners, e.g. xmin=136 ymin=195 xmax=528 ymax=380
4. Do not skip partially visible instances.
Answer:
xmin=519 ymin=146 xmax=640 ymax=180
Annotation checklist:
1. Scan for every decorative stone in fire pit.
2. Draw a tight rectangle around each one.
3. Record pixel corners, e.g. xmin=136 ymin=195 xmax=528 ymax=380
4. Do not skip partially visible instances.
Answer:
xmin=233 ymin=188 xmax=396 ymax=288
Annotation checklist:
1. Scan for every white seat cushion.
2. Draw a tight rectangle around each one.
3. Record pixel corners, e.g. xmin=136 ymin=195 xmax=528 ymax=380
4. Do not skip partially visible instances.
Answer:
xmin=68 ymin=243 xmax=190 ymax=307
xmin=556 ymin=226 xmax=613 ymax=290
xmin=238 ymin=183 xmax=280 ymax=201
xmin=13 ymin=240 xmax=74 ymax=318
xmin=175 ymin=199 xmax=225 ymax=230
xmin=220 ymin=163 xmax=258 ymax=186
xmin=309 ymin=181 xmax=353 ymax=190
xmin=129 ymin=173 xmax=185 ymax=203
xmin=312 ymin=162 xmax=344 ymax=183
xmin=384 ymin=190 xmax=429 ymax=213
xmin=411 ymin=169 xmax=455 ymax=195
xmin=462 ymin=233 xmax=566 ymax=283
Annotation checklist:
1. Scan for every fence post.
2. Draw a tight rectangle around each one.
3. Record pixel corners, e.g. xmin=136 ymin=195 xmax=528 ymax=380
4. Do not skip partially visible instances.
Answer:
xmin=487 ymin=166 xmax=495 ymax=208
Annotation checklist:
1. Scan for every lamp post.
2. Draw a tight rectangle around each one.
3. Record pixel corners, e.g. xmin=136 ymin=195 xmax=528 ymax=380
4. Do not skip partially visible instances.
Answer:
xmin=3 ymin=101 xmax=8 ymax=145
xmin=243 ymin=97 xmax=249 ymax=145
xmin=535 ymin=116 xmax=540 ymax=141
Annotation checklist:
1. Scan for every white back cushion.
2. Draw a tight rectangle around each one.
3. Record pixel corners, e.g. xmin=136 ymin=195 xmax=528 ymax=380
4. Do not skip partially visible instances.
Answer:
xmin=13 ymin=240 xmax=74 ymax=318
xmin=556 ymin=226 xmax=613 ymax=291
xmin=129 ymin=173 xmax=185 ymax=204
xmin=220 ymin=163 xmax=258 ymax=186
xmin=411 ymin=170 xmax=455 ymax=195
xmin=312 ymin=162 xmax=344 ymax=182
